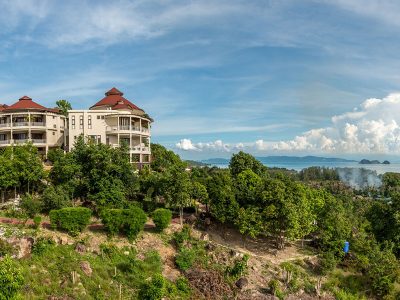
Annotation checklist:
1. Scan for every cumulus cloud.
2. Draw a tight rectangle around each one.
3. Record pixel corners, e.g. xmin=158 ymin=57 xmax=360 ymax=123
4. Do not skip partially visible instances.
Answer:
xmin=176 ymin=93 xmax=400 ymax=154
xmin=176 ymin=139 xmax=243 ymax=152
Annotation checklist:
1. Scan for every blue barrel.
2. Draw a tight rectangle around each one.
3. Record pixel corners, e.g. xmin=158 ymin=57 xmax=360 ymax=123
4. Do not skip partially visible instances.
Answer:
xmin=343 ymin=241 xmax=350 ymax=253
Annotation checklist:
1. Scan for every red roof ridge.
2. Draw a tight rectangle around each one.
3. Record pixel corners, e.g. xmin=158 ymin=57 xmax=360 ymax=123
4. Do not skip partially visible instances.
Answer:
xmin=91 ymin=87 xmax=144 ymax=112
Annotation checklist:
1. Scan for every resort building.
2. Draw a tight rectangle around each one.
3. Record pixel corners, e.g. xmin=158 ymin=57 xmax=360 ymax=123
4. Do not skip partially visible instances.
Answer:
xmin=0 ymin=96 xmax=67 ymax=156
xmin=68 ymin=88 xmax=152 ymax=165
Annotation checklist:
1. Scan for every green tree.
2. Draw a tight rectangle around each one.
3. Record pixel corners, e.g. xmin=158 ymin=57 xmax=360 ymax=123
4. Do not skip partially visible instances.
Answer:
xmin=0 ymin=255 xmax=24 ymax=300
xmin=208 ymin=171 xmax=239 ymax=224
xmin=41 ymin=185 xmax=71 ymax=212
xmin=150 ymin=143 xmax=187 ymax=172
xmin=191 ymin=181 xmax=209 ymax=212
xmin=13 ymin=144 xmax=44 ymax=194
xmin=0 ymin=150 xmax=18 ymax=202
xmin=56 ymin=99 xmax=72 ymax=117
xmin=229 ymin=151 xmax=265 ymax=177
xmin=235 ymin=206 xmax=263 ymax=240
xmin=260 ymin=175 xmax=317 ymax=249
xmin=235 ymin=169 xmax=262 ymax=206
xmin=164 ymin=168 xmax=192 ymax=226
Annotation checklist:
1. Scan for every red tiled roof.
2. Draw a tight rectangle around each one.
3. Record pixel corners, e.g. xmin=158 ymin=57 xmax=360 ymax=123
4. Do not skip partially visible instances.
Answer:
xmin=4 ymin=96 xmax=56 ymax=112
xmin=91 ymin=87 xmax=144 ymax=111
xmin=0 ymin=104 xmax=8 ymax=111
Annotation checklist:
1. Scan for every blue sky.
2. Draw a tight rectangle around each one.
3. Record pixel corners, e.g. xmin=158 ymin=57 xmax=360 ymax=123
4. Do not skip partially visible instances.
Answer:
xmin=2 ymin=0 xmax=400 ymax=159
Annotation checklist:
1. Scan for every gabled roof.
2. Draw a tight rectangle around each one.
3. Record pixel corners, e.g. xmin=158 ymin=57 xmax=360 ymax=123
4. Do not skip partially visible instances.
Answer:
xmin=3 ymin=96 xmax=59 ymax=113
xmin=91 ymin=87 xmax=144 ymax=112
xmin=0 ymin=104 xmax=8 ymax=111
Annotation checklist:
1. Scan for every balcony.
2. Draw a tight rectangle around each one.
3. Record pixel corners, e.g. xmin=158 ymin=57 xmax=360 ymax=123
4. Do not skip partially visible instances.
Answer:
xmin=106 ymin=126 xmax=145 ymax=134
xmin=0 ymin=123 xmax=11 ymax=128
xmin=14 ymin=139 xmax=29 ymax=144
xmin=13 ymin=122 xmax=29 ymax=127
xmin=0 ymin=140 xmax=10 ymax=145
xmin=31 ymin=122 xmax=46 ymax=127
xmin=32 ymin=139 xmax=46 ymax=144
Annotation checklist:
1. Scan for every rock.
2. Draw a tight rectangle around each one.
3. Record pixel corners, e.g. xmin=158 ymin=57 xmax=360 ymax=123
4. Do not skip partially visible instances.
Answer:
xmin=123 ymin=251 xmax=130 ymax=255
xmin=186 ymin=214 xmax=197 ymax=225
xmin=235 ymin=277 xmax=248 ymax=289
xmin=16 ymin=237 xmax=34 ymax=258
xmin=80 ymin=261 xmax=92 ymax=276
xmin=59 ymin=236 xmax=69 ymax=245
xmin=205 ymin=243 xmax=215 ymax=251
xmin=200 ymin=233 xmax=209 ymax=241
xmin=75 ymin=243 xmax=86 ymax=254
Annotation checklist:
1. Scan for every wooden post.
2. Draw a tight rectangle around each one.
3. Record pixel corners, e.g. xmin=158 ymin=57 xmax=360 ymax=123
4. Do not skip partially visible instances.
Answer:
xmin=119 ymin=284 xmax=122 ymax=300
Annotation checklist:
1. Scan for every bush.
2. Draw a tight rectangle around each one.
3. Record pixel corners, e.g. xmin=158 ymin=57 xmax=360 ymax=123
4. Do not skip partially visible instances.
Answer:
xmin=101 ymin=207 xmax=147 ymax=240
xmin=139 ymin=273 xmax=165 ymax=300
xmin=41 ymin=185 xmax=71 ymax=212
xmin=0 ymin=255 xmax=24 ymax=299
xmin=175 ymin=276 xmax=191 ymax=294
xmin=173 ymin=225 xmax=191 ymax=248
xmin=175 ymin=247 xmax=196 ymax=271
xmin=100 ymin=209 xmax=123 ymax=236
xmin=0 ymin=239 xmax=13 ymax=257
xmin=319 ymin=251 xmax=337 ymax=275
xmin=226 ymin=254 xmax=249 ymax=279
xmin=49 ymin=207 xmax=92 ymax=236
xmin=152 ymin=208 xmax=172 ymax=232
xmin=33 ymin=215 xmax=41 ymax=229
xmin=31 ymin=237 xmax=55 ymax=256
xmin=20 ymin=194 xmax=42 ymax=218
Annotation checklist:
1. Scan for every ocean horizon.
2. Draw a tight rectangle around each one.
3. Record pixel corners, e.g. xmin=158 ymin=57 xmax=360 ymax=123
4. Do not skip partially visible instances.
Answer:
xmin=207 ymin=161 xmax=400 ymax=174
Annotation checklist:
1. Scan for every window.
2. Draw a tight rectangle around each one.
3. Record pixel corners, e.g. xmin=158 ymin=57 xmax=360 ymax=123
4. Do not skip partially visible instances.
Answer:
xmin=88 ymin=116 xmax=92 ymax=129
xmin=71 ymin=116 xmax=75 ymax=129
xmin=52 ymin=132 xmax=55 ymax=136
xmin=79 ymin=115 xmax=83 ymax=129
xmin=97 ymin=115 xmax=100 ymax=119
xmin=101 ymin=116 xmax=105 ymax=120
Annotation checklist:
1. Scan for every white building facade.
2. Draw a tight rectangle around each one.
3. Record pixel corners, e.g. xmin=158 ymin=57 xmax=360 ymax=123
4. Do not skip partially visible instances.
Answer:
xmin=0 ymin=96 xmax=66 ymax=156
xmin=68 ymin=88 xmax=152 ymax=165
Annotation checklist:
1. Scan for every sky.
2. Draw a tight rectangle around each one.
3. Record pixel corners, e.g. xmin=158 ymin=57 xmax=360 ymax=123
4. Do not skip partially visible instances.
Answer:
xmin=2 ymin=0 xmax=400 ymax=160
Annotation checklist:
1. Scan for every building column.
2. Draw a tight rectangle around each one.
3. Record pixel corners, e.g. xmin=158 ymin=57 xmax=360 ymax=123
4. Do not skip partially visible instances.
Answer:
xmin=28 ymin=112 xmax=31 ymax=140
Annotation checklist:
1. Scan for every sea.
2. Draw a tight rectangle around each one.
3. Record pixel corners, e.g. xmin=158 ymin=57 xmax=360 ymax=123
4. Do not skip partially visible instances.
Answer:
xmin=209 ymin=161 xmax=400 ymax=175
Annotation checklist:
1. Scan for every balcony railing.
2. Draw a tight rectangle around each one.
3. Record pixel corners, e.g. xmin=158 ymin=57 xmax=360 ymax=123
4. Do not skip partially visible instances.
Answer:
xmin=32 ymin=139 xmax=46 ymax=144
xmin=31 ymin=122 xmax=46 ymax=126
xmin=14 ymin=139 xmax=29 ymax=144
xmin=0 ymin=140 xmax=10 ymax=145
xmin=0 ymin=123 xmax=10 ymax=128
xmin=13 ymin=122 xmax=29 ymax=127
xmin=106 ymin=126 xmax=146 ymax=133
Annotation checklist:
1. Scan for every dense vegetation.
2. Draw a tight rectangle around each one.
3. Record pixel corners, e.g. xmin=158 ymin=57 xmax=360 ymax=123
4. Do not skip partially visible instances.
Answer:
xmin=0 ymin=140 xmax=399 ymax=299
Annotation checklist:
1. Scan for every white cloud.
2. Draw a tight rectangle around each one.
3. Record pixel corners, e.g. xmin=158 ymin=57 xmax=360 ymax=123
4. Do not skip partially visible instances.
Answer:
xmin=176 ymin=139 xmax=243 ymax=152
xmin=176 ymin=93 xmax=400 ymax=155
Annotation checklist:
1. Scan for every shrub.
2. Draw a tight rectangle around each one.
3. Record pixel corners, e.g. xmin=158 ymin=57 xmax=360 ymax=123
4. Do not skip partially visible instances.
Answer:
xmin=226 ymin=254 xmax=249 ymax=279
xmin=0 ymin=255 xmax=24 ymax=299
xmin=139 ymin=273 xmax=165 ymax=300
xmin=49 ymin=207 xmax=92 ymax=236
xmin=173 ymin=225 xmax=191 ymax=248
xmin=0 ymin=239 xmax=13 ymax=257
xmin=33 ymin=215 xmax=41 ymax=229
xmin=152 ymin=208 xmax=172 ymax=232
xmin=41 ymin=185 xmax=71 ymax=212
xmin=31 ymin=237 xmax=55 ymax=256
xmin=20 ymin=193 xmax=42 ymax=218
xmin=101 ymin=207 xmax=147 ymax=240
xmin=122 ymin=207 xmax=147 ymax=240
xmin=268 ymin=279 xmax=284 ymax=300
xmin=175 ymin=247 xmax=196 ymax=271
xmin=319 ymin=251 xmax=337 ymax=275
xmin=175 ymin=276 xmax=191 ymax=294
xmin=100 ymin=209 xmax=123 ymax=236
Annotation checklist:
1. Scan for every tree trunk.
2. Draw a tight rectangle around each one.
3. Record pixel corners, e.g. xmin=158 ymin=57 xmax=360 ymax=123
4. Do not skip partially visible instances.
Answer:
xmin=179 ymin=207 xmax=183 ymax=226
xmin=1 ymin=190 xmax=4 ymax=203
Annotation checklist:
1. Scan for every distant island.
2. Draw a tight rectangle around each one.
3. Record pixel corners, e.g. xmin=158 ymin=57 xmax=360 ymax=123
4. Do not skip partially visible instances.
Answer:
xmin=359 ymin=159 xmax=390 ymax=165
